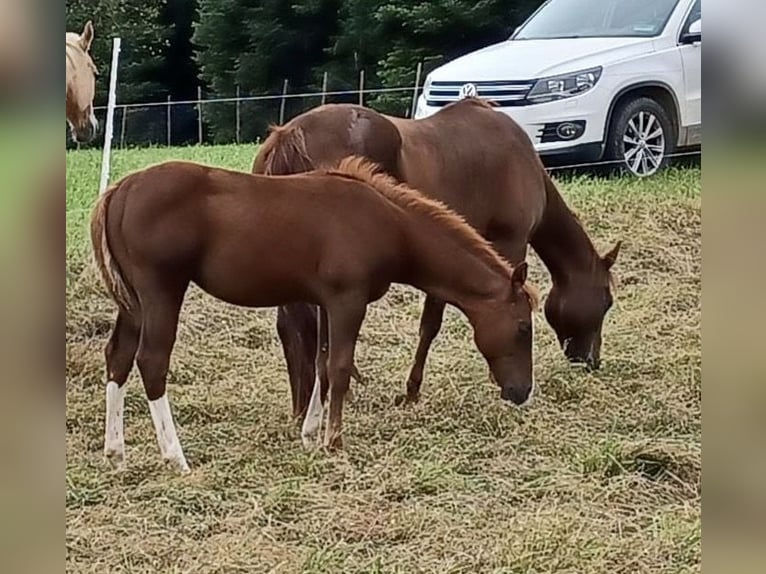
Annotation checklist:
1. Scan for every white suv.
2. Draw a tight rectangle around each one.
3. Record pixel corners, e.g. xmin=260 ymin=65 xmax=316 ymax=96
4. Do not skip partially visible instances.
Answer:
xmin=414 ymin=0 xmax=701 ymax=177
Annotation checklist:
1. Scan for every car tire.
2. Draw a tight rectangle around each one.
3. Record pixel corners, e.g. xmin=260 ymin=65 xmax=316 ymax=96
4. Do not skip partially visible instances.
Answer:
xmin=604 ymin=97 xmax=675 ymax=177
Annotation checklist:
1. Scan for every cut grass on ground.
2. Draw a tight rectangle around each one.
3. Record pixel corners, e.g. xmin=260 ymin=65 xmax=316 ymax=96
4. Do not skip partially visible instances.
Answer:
xmin=66 ymin=145 xmax=700 ymax=573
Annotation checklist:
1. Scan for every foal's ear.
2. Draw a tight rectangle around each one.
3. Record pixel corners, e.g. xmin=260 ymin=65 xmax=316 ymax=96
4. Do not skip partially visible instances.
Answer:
xmin=602 ymin=241 xmax=621 ymax=270
xmin=511 ymin=261 xmax=528 ymax=287
xmin=80 ymin=21 xmax=94 ymax=52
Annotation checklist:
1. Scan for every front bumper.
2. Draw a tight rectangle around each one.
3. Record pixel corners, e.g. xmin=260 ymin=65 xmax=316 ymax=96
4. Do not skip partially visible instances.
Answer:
xmin=415 ymin=93 xmax=607 ymax=160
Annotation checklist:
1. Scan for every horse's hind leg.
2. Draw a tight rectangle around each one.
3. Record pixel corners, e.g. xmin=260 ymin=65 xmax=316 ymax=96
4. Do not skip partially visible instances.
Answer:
xmin=103 ymin=309 xmax=140 ymax=470
xmin=396 ymin=296 xmax=446 ymax=406
xmin=135 ymin=280 xmax=189 ymax=473
xmin=277 ymin=303 xmax=318 ymax=420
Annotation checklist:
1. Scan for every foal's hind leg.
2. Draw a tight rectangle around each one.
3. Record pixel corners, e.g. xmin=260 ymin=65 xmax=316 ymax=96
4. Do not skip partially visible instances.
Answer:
xmin=301 ymin=307 xmax=330 ymax=448
xmin=324 ymin=300 xmax=367 ymax=450
xmin=103 ymin=310 xmax=140 ymax=470
xmin=396 ymin=296 xmax=446 ymax=406
xmin=135 ymin=281 xmax=189 ymax=473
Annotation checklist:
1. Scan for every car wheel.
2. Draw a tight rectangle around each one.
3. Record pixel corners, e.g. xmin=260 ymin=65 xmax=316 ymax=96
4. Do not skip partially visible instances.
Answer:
xmin=605 ymin=97 xmax=675 ymax=177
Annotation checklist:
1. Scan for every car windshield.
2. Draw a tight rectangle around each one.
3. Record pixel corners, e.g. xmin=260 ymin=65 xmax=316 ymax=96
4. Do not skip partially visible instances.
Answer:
xmin=514 ymin=0 xmax=681 ymax=39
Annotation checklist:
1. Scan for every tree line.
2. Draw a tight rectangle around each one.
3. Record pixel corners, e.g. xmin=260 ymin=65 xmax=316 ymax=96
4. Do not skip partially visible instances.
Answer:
xmin=66 ymin=0 xmax=544 ymax=146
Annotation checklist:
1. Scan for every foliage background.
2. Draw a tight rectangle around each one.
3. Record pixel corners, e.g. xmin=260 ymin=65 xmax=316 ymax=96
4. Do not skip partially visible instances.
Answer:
xmin=65 ymin=0 xmax=544 ymax=144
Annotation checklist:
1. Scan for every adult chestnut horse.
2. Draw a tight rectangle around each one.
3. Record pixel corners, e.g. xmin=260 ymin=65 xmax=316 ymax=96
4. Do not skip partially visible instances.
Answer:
xmin=66 ymin=21 xmax=98 ymax=143
xmin=91 ymin=158 xmax=538 ymax=473
xmin=253 ymin=98 xmax=621 ymax=419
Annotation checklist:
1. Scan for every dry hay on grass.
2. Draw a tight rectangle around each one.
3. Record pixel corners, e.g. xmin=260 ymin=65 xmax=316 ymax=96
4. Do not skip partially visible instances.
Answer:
xmin=66 ymin=155 xmax=700 ymax=573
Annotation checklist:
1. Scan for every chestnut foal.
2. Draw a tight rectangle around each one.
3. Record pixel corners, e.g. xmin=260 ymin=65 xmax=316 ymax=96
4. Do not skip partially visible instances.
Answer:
xmin=91 ymin=158 xmax=538 ymax=473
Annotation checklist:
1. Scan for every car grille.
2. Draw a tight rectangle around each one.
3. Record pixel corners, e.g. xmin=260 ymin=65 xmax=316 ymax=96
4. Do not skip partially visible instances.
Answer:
xmin=425 ymin=80 xmax=535 ymax=108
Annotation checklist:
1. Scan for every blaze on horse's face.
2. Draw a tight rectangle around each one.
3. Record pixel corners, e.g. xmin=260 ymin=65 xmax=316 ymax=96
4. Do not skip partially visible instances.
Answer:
xmin=66 ymin=21 xmax=98 ymax=144
xmin=545 ymin=242 xmax=621 ymax=370
xmin=472 ymin=262 xmax=536 ymax=406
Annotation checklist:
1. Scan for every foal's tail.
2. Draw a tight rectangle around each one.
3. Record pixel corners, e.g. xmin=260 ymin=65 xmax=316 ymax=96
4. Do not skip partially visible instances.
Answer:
xmin=90 ymin=182 xmax=138 ymax=313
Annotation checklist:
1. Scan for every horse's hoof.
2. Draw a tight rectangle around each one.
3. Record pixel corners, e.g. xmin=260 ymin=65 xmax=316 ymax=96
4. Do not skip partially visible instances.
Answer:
xmin=164 ymin=455 xmax=191 ymax=475
xmin=394 ymin=392 xmax=419 ymax=407
xmin=323 ymin=433 xmax=343 ymax=451
xmin=351 ymin=365 xmax=365 ymax=384
xmin=105 ymin=448 xmax=126 ymax=471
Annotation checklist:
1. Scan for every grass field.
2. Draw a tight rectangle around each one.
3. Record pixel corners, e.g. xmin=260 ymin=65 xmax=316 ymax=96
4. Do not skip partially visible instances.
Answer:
xmin=66 ymin=145 xmax=701 ymax=573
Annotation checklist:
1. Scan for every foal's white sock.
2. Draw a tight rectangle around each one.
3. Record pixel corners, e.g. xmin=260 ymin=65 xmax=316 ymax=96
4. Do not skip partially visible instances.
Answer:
xmin=148 ymin=393 xmax=190 ymax=473
xmin=104 ymin=381 xmax=126 ymax=469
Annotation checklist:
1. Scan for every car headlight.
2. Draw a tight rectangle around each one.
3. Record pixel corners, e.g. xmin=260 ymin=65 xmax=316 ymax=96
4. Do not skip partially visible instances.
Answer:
xmin=527 ymin=67 xmax=602 ymax=103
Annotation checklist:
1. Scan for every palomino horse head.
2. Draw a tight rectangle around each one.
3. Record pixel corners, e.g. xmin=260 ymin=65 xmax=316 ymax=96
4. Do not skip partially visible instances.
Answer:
xmin=66 ymin=21 xmax=98 ymax=143
xmin=544 ymin=241 xmax=621 ymax=370
xmin=471 ymin=262 xmax=537 ymax=406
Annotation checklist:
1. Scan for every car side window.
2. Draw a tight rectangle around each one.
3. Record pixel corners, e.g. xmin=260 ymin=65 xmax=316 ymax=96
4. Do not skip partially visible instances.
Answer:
xmin=682 ymin=0 xmax=701 ymax=35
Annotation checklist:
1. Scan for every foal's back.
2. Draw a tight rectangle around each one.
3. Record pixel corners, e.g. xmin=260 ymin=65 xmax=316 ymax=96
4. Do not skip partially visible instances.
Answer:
xmin=105 ymin=161 xmax=406 ymax=307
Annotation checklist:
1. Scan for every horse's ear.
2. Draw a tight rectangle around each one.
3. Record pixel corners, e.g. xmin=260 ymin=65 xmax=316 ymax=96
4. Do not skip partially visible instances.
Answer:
xmin=81 ymin=21 xmax=94 ymax=52
xmin=602 ymin=241 xmax=622 ymax=270
xmin=511 ymin=261 xmax=528 ymax=288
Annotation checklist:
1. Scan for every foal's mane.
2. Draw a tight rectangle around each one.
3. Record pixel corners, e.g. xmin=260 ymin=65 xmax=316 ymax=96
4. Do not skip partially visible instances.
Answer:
xmin=327 ymin=156 xmax=540 ymax=308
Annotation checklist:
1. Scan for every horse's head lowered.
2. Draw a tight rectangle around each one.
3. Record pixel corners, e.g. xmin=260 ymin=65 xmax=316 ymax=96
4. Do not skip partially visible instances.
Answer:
xmin=545 ymin=241 xmax=621 ymax=370
xmin=470 ymin=262 xmax=537 ymax=406
xmin=66 ymin=21 xmax=98 ymax=144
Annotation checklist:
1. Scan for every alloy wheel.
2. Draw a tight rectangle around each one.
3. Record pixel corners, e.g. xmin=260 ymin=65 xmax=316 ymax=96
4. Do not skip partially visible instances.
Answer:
xmin=622 ymin=111 xmax=666 ymax=177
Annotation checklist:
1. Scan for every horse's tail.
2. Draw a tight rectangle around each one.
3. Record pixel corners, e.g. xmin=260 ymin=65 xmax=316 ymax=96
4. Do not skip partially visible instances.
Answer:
xmin=253 ymin=123 xmax=316 ymax=175
xmin=90 ymin=182 xmax=138 ymax=313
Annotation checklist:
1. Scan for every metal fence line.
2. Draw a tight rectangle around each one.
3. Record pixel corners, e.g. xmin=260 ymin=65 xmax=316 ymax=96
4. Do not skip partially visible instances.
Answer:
xmin=93 ymin=85 xmax=421 ymax=112
xmin=545 ymin=150 xmax=701 ymax=172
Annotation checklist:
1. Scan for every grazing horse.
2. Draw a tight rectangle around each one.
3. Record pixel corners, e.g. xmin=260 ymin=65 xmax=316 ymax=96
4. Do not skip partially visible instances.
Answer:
xmin=66 ymin=21 xmax=98 ymax=143
xmin=91 ymin=158 xmax=538 ymax=473
xmin=253 ymin=98 xmax=620 ymax=419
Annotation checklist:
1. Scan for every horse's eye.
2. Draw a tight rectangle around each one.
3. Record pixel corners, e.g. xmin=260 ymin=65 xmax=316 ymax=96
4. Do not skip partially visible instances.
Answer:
xmin=519 ymin=321 xmax=532 ymax=335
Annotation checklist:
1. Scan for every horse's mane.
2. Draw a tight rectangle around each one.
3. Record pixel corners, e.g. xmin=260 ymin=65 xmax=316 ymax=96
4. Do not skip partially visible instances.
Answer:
xmin=327 ymin=156 xmax=540 ymax=309
xmin=258 ymin=123 xmax=314 ymax=175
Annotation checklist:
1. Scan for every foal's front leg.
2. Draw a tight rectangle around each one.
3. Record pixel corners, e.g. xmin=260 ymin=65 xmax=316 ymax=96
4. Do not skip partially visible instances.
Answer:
xmin=324 ymin=301 xmax=367 ymax=450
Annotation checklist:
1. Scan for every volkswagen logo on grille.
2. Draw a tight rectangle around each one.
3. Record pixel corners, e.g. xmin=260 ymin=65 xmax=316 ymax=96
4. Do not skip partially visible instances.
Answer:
xmin=458 ymin=83 xmax=478 ymax=99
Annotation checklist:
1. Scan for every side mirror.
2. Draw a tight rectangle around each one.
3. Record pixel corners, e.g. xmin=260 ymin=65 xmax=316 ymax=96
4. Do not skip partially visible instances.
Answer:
xmin=681 ymin=19 xmax=701 ymax=44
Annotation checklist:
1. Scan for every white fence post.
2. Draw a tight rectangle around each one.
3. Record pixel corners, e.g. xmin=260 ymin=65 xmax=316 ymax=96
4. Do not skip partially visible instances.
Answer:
xmin=321 ymin=71 xmax=328 ymax=105
xmin=410 ymin=61 xmax=423 ymax=120
xmin=279 ymin=79 xmax=289 ymax=125
xmin=166 ymin=95 xmax=172 ymax=147
xmin=119 ymin=107 xmax=127 ymax=149
xmin=359 ymin=70 xmax=365 ymax=106
xmin=197 ymin=86 xmax=203 ymax=144
xmin=99 ymin=37 xmax=122 ymax=196
xmin=236 ymin=85 xmax=241 ymax=145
